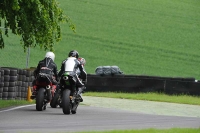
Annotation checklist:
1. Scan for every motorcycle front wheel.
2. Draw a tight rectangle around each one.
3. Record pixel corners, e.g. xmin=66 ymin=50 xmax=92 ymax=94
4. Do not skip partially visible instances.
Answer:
xmin=36 ymin=88 xmax=45 ymax=111
xmin=62 ymin=89 xmax=71 ymax=114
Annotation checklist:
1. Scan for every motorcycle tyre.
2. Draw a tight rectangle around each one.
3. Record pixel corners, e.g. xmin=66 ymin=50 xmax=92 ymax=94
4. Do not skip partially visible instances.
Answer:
xmin=62 ymin=89 xmax=71 ymax=114
xmin=36 ymin=88 xmax=45 ymax=111
xmin=50 ymin=92 xmax=59 ymax=108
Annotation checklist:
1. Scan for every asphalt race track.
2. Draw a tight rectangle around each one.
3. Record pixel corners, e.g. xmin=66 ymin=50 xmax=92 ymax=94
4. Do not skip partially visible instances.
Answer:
xmin=0 ymin=103 xmax=200 ymax=133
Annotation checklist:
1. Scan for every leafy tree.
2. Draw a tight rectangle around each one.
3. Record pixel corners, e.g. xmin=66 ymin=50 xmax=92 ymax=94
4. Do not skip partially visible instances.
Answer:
xmin=0 ymin=0 xmax=75 ymax=52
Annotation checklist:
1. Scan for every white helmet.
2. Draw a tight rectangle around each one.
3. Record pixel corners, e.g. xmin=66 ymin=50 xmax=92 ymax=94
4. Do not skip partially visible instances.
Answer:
xmin=45 ymin=52 xmax=55 ymax=61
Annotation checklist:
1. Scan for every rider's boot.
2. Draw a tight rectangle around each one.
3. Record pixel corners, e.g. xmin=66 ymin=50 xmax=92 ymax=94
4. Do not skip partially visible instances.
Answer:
xmin=31 ymin=86 xmax=37 ymax=99
xmin=77 ymin=87 xmax=84 ymax=102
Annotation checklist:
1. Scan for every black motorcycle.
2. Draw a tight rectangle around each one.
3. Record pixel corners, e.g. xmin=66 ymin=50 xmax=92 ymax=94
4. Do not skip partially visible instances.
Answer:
xmin=50 ymin=72 xmax=82 ymax=114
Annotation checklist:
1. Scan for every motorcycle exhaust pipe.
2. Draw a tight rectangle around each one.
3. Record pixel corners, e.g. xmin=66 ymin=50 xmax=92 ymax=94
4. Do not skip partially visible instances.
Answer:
xmin=46 ymin=85 xmax=52 ymax=101
xmin=46 ymin=85 xmax=51 ymax=89
xmin=63 ymin=76 xmax=68 ymax=80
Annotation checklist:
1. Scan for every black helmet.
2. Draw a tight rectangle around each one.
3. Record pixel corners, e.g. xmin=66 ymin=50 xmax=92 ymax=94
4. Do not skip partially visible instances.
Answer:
xmin=68 ymin=50 xmax=79 ymax=59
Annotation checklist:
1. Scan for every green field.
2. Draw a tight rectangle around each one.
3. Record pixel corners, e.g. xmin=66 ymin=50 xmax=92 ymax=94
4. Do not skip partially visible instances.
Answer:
xmin=1 ymin=0 xmax=200 ymax=79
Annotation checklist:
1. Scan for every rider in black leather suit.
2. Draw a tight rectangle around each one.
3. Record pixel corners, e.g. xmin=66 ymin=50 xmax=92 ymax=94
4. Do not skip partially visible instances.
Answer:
xmin=32 ymin=52 xmax=58 ymax=101
xmin=58 ymin=50 xmax=87 ymax=102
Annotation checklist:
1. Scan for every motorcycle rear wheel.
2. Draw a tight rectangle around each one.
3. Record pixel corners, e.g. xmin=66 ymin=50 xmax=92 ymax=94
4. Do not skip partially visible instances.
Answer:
xmin=50 ymin=92 xmax=59 ymax=108
xmin=36 ymin=88 xmax=45 ymax=111
xmin=62 ymin=89 xmax=71 ymax=114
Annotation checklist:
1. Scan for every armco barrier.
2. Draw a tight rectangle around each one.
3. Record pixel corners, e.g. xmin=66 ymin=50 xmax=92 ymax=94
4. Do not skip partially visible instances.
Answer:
xmin=0 ymin=67 xmax=200 ymax=100
xmin=86 ymin=74 xmax=165 ymax=93
xmin=165 ymin=80 xmax=200 ymax=96
xmin=86 ymin=74 xmax=200 ymax=96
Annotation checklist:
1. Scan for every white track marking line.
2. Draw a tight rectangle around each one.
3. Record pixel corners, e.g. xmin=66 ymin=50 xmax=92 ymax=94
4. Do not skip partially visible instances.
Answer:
xmin=0 ymin=104 xmax=35 ymax=113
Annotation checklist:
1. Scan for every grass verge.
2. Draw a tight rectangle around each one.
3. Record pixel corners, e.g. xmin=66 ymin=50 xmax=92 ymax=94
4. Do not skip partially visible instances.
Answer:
xmin=83 ymin=92 xmax=200 ymax=105
xmin=0 ymin=100 xmax=35 ymax=109
xmin=77 ymin=128 xmax=200 ymax=133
